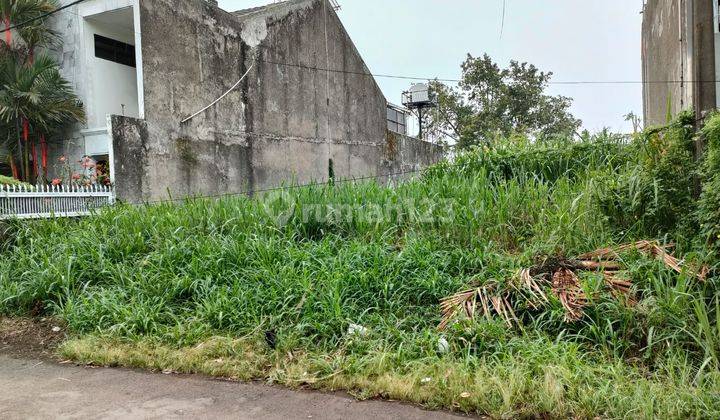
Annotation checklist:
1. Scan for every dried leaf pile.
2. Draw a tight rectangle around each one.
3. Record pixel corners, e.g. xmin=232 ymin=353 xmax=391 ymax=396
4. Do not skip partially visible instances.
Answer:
xmin=439 ymin=241 xmax=707 ymax=330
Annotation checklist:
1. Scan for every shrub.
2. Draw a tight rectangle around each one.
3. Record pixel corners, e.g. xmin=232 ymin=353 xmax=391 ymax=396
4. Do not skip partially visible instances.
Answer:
xmin=699 ymin=113 xmax=720 ymax=255
xmin=598 ymin=111 xmax=697 ymax=242
xmin=426 ymin=132 xmax=630 ymax=184
xmin=0 ymin=174 xmax=33 ymax=188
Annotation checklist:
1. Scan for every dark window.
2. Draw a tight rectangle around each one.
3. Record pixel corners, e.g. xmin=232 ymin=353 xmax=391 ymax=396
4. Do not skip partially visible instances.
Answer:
xmin=94 ymin=34 xmax=136 ymax=67
xmin=387 ymin=106 xmax=407 ymax=135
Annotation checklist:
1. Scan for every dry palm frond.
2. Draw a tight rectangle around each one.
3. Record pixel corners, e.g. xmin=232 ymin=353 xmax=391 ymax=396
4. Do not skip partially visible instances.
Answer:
xmin=603 ymin=273 xmax=632 ymax=294
xmin=439 ymin=240 xmax=706 ymax=329
xmin=511 ymin=268 xmax=550 ymax=311
xmin=603 ymin=272 xmax=637 ymax=304
xmin=699 ymin=265 xmax=710 ymax=281
xmin=645 ymin=242 xmax=683 ymax=272
xmin=439 ymin=285 xmax=518 ymax=330
xmin=439 ymin=289 xmax=476 ymax=330
xmin=637 ymin=241 xmax=708 ymax=281
xmin=576 ymin=241 xmax=644 ymax=260
xmin=551 ymin=268 xmax=587 ymax=322
xmin=578 ymin=240 xmax=707 ymax=281
xmin=576 ymin=260 xmax=621 ymax=271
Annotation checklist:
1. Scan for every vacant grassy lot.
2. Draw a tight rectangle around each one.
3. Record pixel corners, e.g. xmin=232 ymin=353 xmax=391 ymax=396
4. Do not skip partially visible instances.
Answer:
xmin=2 ymin=113 xmax=720 ymax=418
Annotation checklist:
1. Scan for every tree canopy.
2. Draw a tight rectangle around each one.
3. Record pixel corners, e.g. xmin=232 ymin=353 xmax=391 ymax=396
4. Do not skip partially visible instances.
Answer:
xmin=424 ymin=54 xmax=581 ymax=149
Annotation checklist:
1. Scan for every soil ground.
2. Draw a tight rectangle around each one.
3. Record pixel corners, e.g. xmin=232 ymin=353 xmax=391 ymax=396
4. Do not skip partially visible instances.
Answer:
xmin=0 ymin=317 xmax=66 ymax=360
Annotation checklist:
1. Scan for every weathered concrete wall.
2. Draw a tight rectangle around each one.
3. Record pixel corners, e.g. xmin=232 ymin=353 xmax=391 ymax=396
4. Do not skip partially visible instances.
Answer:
xmin=692 ymin=0 xmax=717 ymax=124
xmin=137 ymin=0 xmax=252 ymax=200
xmin=642 ymin=0 xmax=716 ymax=127
xmin=61 ymin=0 xmax=443 ymax=202
xmin=110 ymin=115 xmax=148 ymax=203
xmin=382 ymin=131 xmax=444 ymax=179
xmin=642 ymin=0 xmax=691 ymax=127
xmin=241 ymin=0 xmax=388 ymax=189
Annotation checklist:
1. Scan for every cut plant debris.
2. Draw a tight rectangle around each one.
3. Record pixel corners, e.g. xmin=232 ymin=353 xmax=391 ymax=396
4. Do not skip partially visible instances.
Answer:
xmin=439 ymin=240 xmax=708 ymax=329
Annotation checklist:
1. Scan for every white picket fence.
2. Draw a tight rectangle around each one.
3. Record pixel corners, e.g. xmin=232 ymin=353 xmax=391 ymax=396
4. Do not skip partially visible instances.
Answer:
xmin=0 ymin=184 xmax=115 ymax=220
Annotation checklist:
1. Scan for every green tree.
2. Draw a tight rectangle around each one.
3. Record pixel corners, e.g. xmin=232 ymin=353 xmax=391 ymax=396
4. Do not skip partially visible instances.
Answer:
xmin=0 ymin=0 xmax=84 ymax=182
xmin=425 ymin=54 xmax=581 ymax=149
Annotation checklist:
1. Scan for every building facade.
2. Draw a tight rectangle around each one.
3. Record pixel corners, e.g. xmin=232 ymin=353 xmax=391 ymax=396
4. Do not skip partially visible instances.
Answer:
xmin=641 ymin=0 xmax=717 ymax=127
xmin=48 ymin=0 xmax=442 ymax=202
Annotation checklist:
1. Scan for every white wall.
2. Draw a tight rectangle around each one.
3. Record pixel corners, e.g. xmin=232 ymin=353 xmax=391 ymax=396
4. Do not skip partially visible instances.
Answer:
xmin=84 ymin=14 xmax=139 ymax=132
xmin=47 ymin=1 xmax=144 ymax=181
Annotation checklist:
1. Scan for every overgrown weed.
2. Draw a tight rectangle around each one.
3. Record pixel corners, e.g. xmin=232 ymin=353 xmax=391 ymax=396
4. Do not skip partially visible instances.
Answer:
xmin=3 ymin=114 xmax=720 ymax=417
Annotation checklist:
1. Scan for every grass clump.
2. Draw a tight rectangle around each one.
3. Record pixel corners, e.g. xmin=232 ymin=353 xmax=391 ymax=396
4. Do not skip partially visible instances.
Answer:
xmin=3 ymin=113 xmax=720 ymax=417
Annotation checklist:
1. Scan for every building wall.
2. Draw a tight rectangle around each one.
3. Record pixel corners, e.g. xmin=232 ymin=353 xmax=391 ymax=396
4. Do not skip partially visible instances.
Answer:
xmin=110 ymin=115 xmax=443 ymax=203
xmin=53 ymin=0 xmax=443 ymax=201
xmin=116 ymin=0 xmax=442 ymax=202
xmin=132 ymin=0 xmax=252 ymax=199
xmin=642 ymin=0 xmax=716 ymax=127
xmin=642 ymin=0 xmax=692 ymax=127
xmin=240 ymin=0 xmax=389 ymax=188
xmin=692 ymin=0 xmax=717 ymax=133
xmin=84 ymin=12 xmax=139 ymax=157
xmin=47 ymin=0 xmax=143 ymax=178
xmin=84 ymin=12 xmax=139 ymax=130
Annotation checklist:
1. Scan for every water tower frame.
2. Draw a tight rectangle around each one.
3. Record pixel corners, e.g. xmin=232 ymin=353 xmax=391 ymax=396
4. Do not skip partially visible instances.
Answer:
xmin=401 ymin=83 xmax=437 ymax=140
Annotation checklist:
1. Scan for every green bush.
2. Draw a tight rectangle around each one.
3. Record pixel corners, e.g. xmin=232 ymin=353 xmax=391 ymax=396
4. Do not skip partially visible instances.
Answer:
xmin=426 ymin=132 xmax=631 ymax=184
xmin=699 ymin=113 xmax=720 ymax=255
xmin=0 ymin=174 xmax=33 ymax=188
xmin=598 ymin=111 xmax=697 ymax=242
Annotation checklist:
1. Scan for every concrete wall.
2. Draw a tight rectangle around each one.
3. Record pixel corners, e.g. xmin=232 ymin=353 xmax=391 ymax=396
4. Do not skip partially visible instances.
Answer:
xmin=642 ymin=0 xmax=692 ymax=126
xmin=242 ymin=0 xmax=389 ymax=188
xmin=642 ymin=0 xmax=716 ymax=127
xmin=110 ymin=115 xmax=147 ymax=203
xmin=131 ymin=0 xmax=252 ymax=199
xmin=115 ymin=0 xmax=442 ymax=202
xmin=381 ymin=131 xmax=444 ymax=181
xmin=692 ymin=0 xmax=717 ymax=130
xmin=53 ymin=0 xmax=444 ymax=201
xmin=109 ymin=115 xmax=444 ymax=202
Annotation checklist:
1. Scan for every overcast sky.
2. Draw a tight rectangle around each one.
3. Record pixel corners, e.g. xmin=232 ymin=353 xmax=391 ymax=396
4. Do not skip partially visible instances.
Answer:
xmin=219 ymin=0 xmax=643 ymax=133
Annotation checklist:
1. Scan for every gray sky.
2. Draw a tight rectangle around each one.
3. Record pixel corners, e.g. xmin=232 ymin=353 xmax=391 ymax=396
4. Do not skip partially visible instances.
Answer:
xmin=219 ymin=0 xmax=643 ymax=133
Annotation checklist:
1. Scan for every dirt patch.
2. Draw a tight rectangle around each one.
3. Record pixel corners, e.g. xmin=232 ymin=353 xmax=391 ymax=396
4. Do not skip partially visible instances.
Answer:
xmin=0 ymin=317 xmax=66 ymax=360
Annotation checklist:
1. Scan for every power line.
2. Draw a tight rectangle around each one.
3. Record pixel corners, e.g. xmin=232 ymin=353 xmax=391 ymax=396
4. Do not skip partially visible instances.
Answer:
xmin=181 ymin=62 xmax=255 ymax=124
xmin=500 ymin=0 xmax=507 ymax=40
xmin=0 ymin=0 xmax=89 ymax=34
xmin=258 ymin=58 xmax=720 ymax=85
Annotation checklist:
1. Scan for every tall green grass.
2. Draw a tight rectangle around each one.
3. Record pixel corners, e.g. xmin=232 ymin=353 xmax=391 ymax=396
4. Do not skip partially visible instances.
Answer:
xmin=2 ymin=120 xmax=720 ymax=417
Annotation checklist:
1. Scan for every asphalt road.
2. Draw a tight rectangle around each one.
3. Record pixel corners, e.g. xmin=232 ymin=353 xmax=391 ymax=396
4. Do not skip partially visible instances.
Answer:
xmin=0 ymin=355 xmax=467 ymax=419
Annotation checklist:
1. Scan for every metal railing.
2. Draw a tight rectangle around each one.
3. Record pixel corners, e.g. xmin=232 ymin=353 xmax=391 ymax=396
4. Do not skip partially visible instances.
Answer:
xmin=0 ymin=184 xmax=115 ymax=220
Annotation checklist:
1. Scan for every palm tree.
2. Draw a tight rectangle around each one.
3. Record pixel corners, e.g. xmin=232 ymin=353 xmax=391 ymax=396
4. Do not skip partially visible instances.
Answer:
xmin=0 ymin=0 xmax=83 ymax=182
